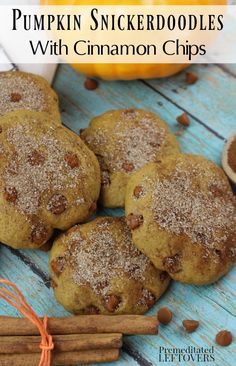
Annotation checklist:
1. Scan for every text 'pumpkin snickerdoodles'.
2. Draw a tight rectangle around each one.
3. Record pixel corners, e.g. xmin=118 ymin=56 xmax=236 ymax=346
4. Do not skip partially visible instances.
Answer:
xmin=80 ymin=109 xmax=179 ymax=208
xmin=0 ymin=71 xmax=61 ymax=123
xmin=50 ymin=216 xmax=170 ymax=315
xmin=0 ymin=110 xmax=100 ymax=249
xmin=125 ymin=154 xmax=236 ymax=285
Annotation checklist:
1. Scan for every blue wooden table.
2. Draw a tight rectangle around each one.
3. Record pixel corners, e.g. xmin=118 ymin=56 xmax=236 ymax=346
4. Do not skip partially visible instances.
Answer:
xmin=0 ymin=63 xmax=236 ymax=366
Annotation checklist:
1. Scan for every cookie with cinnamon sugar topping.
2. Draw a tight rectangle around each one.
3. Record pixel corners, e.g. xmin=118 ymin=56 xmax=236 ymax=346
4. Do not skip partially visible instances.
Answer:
xmin=125 ymin=154 xmax=236 ymax=285
xmin=50 ymin=217 xmax=170 ymax=315
xmin=0 ymin=71 xmax=60 ymax=122
xmin=0 ymin=110 xmax=100 ymax=249
xmin=80 ymin=109 xmax=179 ymax=208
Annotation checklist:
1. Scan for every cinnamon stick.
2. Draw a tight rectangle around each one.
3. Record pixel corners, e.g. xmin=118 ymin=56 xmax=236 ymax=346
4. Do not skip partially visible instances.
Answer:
xmin=0 ymin=315 xmax=158 ymax=335
xmin=0 ymin=349 xmax=120 ymax=366
xmin=0 ymin=333 xmax=122 ymax=353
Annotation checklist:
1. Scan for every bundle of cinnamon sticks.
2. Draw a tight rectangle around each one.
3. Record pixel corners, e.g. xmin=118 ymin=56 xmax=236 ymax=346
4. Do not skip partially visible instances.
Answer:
xmin=0 ymin=314 xmax=158 ymax=365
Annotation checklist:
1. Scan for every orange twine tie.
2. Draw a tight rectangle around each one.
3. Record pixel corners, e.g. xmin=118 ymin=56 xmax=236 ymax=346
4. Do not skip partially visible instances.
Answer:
xmin=0 ymin=278 xmax=54 ymax=366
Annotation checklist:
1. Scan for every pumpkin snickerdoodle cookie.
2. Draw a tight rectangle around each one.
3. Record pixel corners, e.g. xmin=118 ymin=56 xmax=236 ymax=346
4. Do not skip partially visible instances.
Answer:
xmin=125 ymin=154 xmax=236 ymax=285
xmin=0 ymin=71 xmax=60 ymax=122
xmin=50 ymin=216 xmax=170 ymax=315
xmin=80 ymin=109 xmax=179 ymax=208
xmin=0 ymin=110 xmax=100 ymax=249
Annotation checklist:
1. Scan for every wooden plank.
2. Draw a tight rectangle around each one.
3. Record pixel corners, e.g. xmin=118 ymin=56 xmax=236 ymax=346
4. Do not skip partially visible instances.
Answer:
xmin=21 ymin=60 xmax=236 ymax=312
xmin=219 ymin=64 xmax=236 ymax=77
xmin=0 ymin=245 xmax=68 ymax=318
xmin=127 ymin=273 xmax=236 ymax=365
xmin=41 ymin=64 xmax=236 ymax=365
xmin=0 ymin=63 xmax=235 ymax=366
xmin=0 ymin=250 xmax=138 ymax=366
xmin=55 ymin=64 xmax=225 ymax=165
xmin=144 ymin=64 xmax=236 ymax=140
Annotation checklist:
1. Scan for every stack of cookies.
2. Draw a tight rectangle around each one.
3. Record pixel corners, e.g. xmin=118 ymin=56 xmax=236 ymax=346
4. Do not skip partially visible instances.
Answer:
xmin=51 ymin=109 xmax=236 ymax=314
xmin=0 ymin=72 xmax=235 ymax=316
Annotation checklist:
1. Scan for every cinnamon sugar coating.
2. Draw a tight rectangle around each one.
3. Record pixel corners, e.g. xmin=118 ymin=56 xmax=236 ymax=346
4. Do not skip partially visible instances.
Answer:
xmin=50 ymin=217 xmax=170 ymax=315
xmin=0 ymin=110 xmax=100 ymax=249
xmin=0 ymin=71 xmax=61 ymax=123
xmin=80 ymin=109 xmax=179 ymax=208
xmin=125 ymin=154 xmax=236 ymax=285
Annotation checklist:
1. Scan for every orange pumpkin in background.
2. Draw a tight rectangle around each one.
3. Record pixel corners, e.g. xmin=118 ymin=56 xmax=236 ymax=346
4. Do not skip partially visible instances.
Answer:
xmin=41 ymin=0 xmax=227 ymax=79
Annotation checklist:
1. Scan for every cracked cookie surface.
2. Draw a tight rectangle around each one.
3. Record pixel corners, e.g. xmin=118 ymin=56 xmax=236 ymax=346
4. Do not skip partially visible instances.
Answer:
xmin=125 ymin=154 xmax=236 ymax=285
xmin=50 ymin=216 xmax=170 ymax=315
xmin=0 ymin=71 xmax=60 ymax=123
xmin=80 ymin=109 xmax=179 ymax=208
xmin=0 ymin=110 xmax=100 ymax=249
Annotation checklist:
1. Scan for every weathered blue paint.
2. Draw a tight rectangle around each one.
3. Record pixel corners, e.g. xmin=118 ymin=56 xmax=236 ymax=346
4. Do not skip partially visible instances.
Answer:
xmin=0 ymin=63 xmax=235 ymax=366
